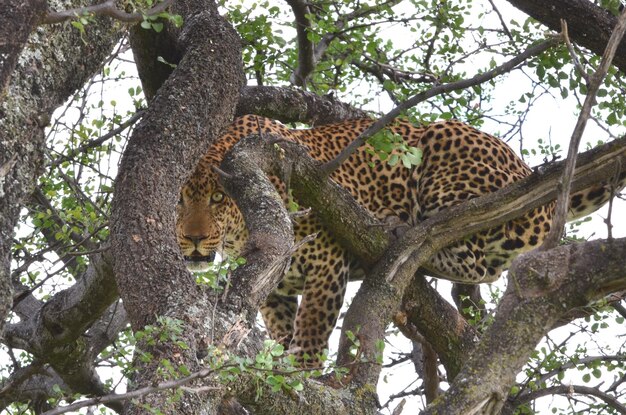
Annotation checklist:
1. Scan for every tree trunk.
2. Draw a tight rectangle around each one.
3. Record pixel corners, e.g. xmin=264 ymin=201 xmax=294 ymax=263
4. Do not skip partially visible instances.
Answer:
xmin=109 ymin=1 xmax=245 ymax=412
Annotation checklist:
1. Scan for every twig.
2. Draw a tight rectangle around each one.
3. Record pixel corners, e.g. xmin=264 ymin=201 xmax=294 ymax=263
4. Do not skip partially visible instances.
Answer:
xmin=520 ymin=354 xmax=626 ymax=394
xmin=43 ymin=0 xmax=174 ymax=24
xmin=322 ymin=36 xmax=560 ymax=174
xmin=487 ymin=0 xmax=515 ymax=44
xmin=604 ymin=159 xmax=621 ymax=239
xmin=561 ymin=20 xmax=590 ymax=83
xmin=48 ymin=109 xmax=144 ymax=169
xmin=511 ymin=384 xmax=626 ymax=414
xmin=250 ymin=233 xmax=317 ymax=295
xmin=542 ymin=8 xmax=626 ymax=249
xmin=42 ymin=365 xmax=219 ymax=415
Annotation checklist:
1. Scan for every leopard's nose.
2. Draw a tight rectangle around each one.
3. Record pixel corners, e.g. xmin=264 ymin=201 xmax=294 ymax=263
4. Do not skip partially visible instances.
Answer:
xmin=185 ymin=235 xmax=208 ymax=248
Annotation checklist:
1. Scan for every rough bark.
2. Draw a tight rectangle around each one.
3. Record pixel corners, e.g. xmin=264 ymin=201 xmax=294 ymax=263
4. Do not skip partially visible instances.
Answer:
xmin=4 ymin=253 xmax=122 ymax=403
xmin=237 ymin=85 xmax=369 ymax=125
xmin=0 ymin=0 xmax=47 ymax=94
xmin=3 ymin=1 xmax=626 ymax=413
xmin=0 ymin=0 xmax=122 ymax=335
xmin=129 ymin=19 xmax=183 ymax=101
xmin=109 ymin=0 xmax=245 ymax=412
xmin=507 ymin=0 xmax=626 ymax=73
xmin=399 ymin=275 xmax=480 ymax=380
xmin=423 ymin=238 xmax=626 ymax=414
xmin=219 ymin=137 xmax=295 ymax=319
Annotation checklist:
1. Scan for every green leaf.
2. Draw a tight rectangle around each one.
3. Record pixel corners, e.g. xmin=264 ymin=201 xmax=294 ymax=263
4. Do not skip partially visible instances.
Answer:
xmin=387 ymin=154 xmax=399 ymax=166
xmin=270 ymin=343 xmax=284 ymax=357
xmin=289 ymin=379 xmax=304 ymax=391
xmin=71 ymin=21 xmax=85 ymax=33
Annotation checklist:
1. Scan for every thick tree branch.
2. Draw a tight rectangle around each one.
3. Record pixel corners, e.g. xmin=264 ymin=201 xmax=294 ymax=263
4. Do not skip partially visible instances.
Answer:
xmin=506 ymin=0 xmax=626 ymax=74
xmin=0 ymin=0 xmax=47 ymax=94
xmin=212 ymin=125 xmax=626 ymax=408
xmin=423 ymin=238 xmax=626 ymax=414
xmin=285 ymin=0 xmax=314 ymax=87
xmin=0 ymin=365 xmax=68 ymax=413
xmin=218 ymin=135 xmax=296 ymax=325
xmin=237 ymin=85 xmax=369 ymax=125
xmin=397 ymin=275 xmax=480 ymax=380
xmin=0 ymin=0 xmax=122 ymax=337
xmin=4 ymin=253 xmax=119 ymax=401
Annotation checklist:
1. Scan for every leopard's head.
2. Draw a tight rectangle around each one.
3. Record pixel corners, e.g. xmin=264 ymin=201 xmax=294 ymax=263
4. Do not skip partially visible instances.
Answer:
xmin=176 ymin=156 xmax=246 ymax=271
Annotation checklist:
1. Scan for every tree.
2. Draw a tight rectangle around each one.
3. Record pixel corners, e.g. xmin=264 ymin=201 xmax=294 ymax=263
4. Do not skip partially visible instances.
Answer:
xmin=1 ymin=0 xmax=626 ymax=413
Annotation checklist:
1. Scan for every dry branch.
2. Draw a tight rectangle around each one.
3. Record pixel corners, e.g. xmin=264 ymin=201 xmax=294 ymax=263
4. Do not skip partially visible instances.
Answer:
xmin=543 ymin=9 xmax=626 ymax=248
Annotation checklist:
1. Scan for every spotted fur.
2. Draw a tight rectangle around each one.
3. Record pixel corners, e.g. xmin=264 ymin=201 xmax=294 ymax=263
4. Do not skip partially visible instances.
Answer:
xmin=177 ymin=115 xmax=624 ymax=366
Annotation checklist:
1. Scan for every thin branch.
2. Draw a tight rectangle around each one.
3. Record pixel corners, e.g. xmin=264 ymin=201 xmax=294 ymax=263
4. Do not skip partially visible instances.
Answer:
xmin=511 ymin=385 xmax=626 ymax=414
xmin=42 ymin=0 xmax=174 ymax=24
xmin=542 ymin=9 xmax=626 ymax=249
xmin=314 ymin=2 xmax=392 ymax=63
xmin=423 ymin=2 xmax=446 ymax=70
xmin=523 ymin=355 xmax=626 ymax=394
xmin=287 ymin=0 xmax=402 ymax=87
xmin=322 ymin=36 xmax=560 ymax=173
xmin=42 ymin=365 xmax=220 ymax=415
xmin=487 ymin=0 xmax=515 ymax=44
xmin=48 ymin=109 xmax=144 ymax=169
xmin=561 ymin=19 xmax=590 ymax=83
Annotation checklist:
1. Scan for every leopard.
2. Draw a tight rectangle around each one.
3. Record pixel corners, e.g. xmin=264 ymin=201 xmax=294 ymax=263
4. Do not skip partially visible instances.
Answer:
xmin=177 ymin=114 xmax=624 ymax=367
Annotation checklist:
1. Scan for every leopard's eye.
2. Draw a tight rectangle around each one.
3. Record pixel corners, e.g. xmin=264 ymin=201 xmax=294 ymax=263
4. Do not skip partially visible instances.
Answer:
xmin=211 ymin=191 xmax=225 ymax=203
xmin=178 ymin=194 xmax=184 ymax=205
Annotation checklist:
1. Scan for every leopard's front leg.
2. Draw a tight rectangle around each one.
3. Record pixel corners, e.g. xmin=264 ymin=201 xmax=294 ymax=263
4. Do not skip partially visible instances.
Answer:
xmin=290 ymin=232 xmax=351 ymax=368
